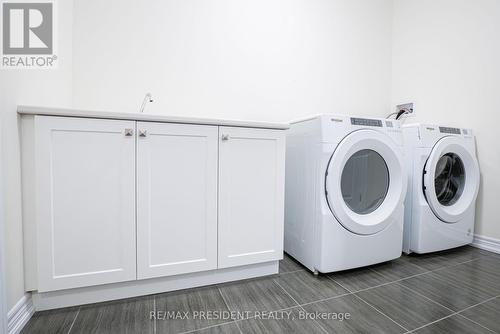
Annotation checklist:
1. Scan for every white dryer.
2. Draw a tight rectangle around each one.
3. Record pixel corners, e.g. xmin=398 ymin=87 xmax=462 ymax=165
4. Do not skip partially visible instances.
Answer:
xmin=285 ymin=115 xmax=407 ymax=273
xmin=402 ymin=124 xmax=480 ymax=254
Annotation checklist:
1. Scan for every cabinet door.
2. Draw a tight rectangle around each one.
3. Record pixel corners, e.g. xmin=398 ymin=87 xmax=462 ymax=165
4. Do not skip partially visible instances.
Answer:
xmin=218 ymin=127 xmax=285 ymax=268
xmin=35 ymin=116 xmax=136 ymax=292
xmin=136 ymin=122 xmax=218 ymax=279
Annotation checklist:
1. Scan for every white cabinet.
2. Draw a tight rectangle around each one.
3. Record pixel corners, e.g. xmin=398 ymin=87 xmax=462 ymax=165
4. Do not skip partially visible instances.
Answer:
xmin=21 ymin=112 xmax=286 ymax=297
xmin=218 ymin=127 xmax=286 ymax=268
xmin=32 ymin=116 xmax=137 ymax=292
xmin=136 ymin=122 xmax=218 ymax=279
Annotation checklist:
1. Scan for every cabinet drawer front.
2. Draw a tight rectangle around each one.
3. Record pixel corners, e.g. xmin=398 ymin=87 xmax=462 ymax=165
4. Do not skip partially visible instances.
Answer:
xmin=136 ymin=122 xmax=218 ymax=279
xmin=35 ymin=116 xmax=137 ymax=292
xmin=218 ymin=127 xmax=285 ymax=268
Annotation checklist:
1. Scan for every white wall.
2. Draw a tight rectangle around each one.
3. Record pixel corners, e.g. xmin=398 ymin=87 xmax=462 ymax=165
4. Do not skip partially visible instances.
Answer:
xmin=2 ymin=0 xmax=395 ymax=312
xmin=392 ymin=0 xmax=500 ymax=239
xmin=0 ymin=0 xmax=73 ymax=309
xmin=72 ymin=0 xmax=394 ymax=121
xmin=74 ymin=0 xmax=499 ymax=240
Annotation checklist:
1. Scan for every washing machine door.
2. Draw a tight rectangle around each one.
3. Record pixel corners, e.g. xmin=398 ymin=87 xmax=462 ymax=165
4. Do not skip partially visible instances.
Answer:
xmin=325 ymin=129 xmax=406 ymax=235
xmin=423 ymin=136 xmax=480 ymax=223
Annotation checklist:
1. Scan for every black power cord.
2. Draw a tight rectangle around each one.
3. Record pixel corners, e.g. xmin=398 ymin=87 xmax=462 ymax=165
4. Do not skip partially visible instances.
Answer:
xmin=386 ymin=104 xmax=414 ymax=120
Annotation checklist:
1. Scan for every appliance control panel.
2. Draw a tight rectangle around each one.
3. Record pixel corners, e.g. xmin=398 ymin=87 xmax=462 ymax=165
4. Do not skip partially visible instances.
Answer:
xmin=439 ymin=126 xmax=461 ymax=134
xmin=351 ymin=117 xmax=383 ymax=127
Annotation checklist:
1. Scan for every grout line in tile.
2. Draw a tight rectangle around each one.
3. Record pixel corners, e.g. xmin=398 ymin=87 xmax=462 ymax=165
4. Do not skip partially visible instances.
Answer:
xmin=216 ymin=286 xmax=243 ymax=334
xmin=183 ymin=301 xmax=311 ymax=334
xmin=396 ymin=279 xmax=500 ymax=318
xmin=394 ymin=262 xmax=500 ymax=316
xmin=400 ymin=255 xmax=481 ymax=275
xmin=328 ymin=270 xmax=424 ymax=333
xmin=232 ymin=320 xmax=244 ymax=334
xmin=327 ymin=270 xmax=420 ymax=295
xmin=271 ymin=279 xmax=300 ymax=307
xmin=368 ymin=263 xmax=432 ymax=281
xmin=302 ymin=311 xmax=329 ymax=334
xmin=287 ymin=291 xmax=354 ymax=309
xmin=367 ymin=267 xmax=430 ymax=288
xmin=215 ymin=285 xmax=239 ymax=325
xmin=455 ymin=313 xmax=497 ymax=334
xmin=217 ymin=286 xmax=231 ymax=312
xmin=391 ymin=281 xmax=498 ymax=331
xmin=404 ymin=294 xmax=500 ymax=333
xmin=359 ymin=277 xmax=414 ymax=293
xmin=217 ymin=286 xmax=243 ymax=334
xmin=325 ymin=274 xmax=354 ymax=294
xmin=352 ymin=293 xmax=410 ymax=332
xmin=392 ymin=282 xmax=456 ymax=314
xmin=272 ymin=278 xmax=329 ymax=334
xmin=340 ymin=255 xmax=499 ymax=333
xmin=327 ymin=274 xmax=411 ymax=332
xmin=364 ymin=267 xmax=392 ymax=278
xmin=343 ymin=270 xmax=487 ymax=333
xmin=395 ymin=259 xmax=432 ymax=272
xmin=153 ymin=295 xmax=157 ymax=334
xmin=217 ymin=277 xmax=330 ymax=321
xmin=349 ymin=255 xmax=485 ymax=296
xmin=251 ymin=304 xmax=301 ymax=317
xmin=179 ymin=320 xmax=239 ymax=334
xmin=66 ymin=306 xmax=80 ymax=334
xmin=214 ymin=299 xmax=309 ymax=322
xmin=433 ymin=258 xmax=481 ymax=271
xmin=405 ymin=313 xmax=457 ymax=333
xmin=455 ymin=294 xmax=500 ymax=314
xmin=281 ymin=267 xmax=355 ymax=307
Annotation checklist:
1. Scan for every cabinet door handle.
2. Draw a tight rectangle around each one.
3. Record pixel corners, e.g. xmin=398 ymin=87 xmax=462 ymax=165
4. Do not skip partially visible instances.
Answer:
xmin=139 ymin=129 xmax=147 ymax=137
xmin=221 ymin=134 xmax=230 ymax=141
xmin=124 ymin=128 xmax=134 ymax=136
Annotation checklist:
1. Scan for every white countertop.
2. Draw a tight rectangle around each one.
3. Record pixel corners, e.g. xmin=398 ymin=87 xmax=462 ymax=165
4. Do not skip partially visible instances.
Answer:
xmin=17 ymin=105 xmax=290 ymax=130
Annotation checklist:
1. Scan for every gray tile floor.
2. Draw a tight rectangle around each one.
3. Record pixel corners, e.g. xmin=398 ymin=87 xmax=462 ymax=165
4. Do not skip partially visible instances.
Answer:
xmin=22 ymin=246 xmax=500 ymax=334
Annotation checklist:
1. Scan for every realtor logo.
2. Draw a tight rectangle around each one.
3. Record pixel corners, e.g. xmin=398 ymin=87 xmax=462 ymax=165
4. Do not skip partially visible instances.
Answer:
xmin=1 ymin=0 xmax=57 ymax=68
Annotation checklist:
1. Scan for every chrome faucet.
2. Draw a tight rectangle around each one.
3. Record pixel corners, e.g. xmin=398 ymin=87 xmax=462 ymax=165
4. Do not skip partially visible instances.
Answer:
xmin=140 ymin=93 xmax=153 ymax=113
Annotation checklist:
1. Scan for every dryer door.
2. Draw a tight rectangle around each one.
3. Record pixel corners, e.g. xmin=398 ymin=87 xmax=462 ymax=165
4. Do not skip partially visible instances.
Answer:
xmin=423 ymin=136 xmax=480 ymax=223
xmin=325 ymin=130 xmax=407 ymax=235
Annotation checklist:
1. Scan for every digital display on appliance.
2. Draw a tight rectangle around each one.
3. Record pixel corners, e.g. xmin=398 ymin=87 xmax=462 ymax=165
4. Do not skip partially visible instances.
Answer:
xmin=439 ymin=127 xmax=461 ymax=134
xmin=351 ymin=118 xmax=383 ymax=127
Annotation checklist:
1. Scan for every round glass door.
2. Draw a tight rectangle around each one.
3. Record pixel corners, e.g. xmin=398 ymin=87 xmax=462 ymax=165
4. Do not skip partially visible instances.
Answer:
xmin=341 ymin=149 xmax=389 ymax=214
xmin=325 ymin=129 xmax=407 ymax=235
xmin=423 ymin=136 xmax=480 ymax=223
xmin=434 ymin=153 xmax=465 ymax=206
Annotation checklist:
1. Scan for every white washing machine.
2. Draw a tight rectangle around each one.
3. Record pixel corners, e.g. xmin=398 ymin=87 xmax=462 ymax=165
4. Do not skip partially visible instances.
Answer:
xmin=285 ymin=115 xmax=407 ymax=273
xmin=402 ymin=124 xmax=480 ymax=254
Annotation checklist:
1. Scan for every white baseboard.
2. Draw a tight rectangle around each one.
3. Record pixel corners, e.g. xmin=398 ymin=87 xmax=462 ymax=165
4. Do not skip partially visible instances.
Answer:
xmin=472 ymin=234 xmax=500 ymax=255
xmin=33 ymin=261 xmax=278 ymax=311
xmin=7 ymin=294 xmax=34 ymax=334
